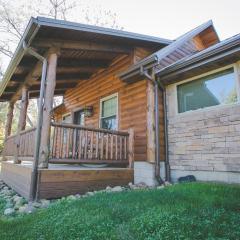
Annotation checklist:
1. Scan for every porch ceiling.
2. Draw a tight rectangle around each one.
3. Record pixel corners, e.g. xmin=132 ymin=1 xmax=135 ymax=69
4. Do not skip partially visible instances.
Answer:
xmin=0 ymin=17 xmax=171 ymax=102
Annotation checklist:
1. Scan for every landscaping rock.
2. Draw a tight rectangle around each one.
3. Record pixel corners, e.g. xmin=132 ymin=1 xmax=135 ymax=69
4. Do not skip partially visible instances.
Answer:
xmin=67 ymin=195 xmax=77 ymax=201
xmin=32 ymin=202 xmax=42 ymax=208
xmin=75 ymin=194 xmax=81 ymax=198
xmin=164 ymin=181 xmax=172 ymax=186
xmin=111 ymin=186 xmax=123 ymax=192
xmin=4 ymin=208 xmax=15 ymax=216
xmin=18 ymin=204 xmax=36 ymax=214
xmin=18 ymin=205 xmax=28 ymax=213
xmin=86 ymin=192 xmax=94 ymax=196
xmin=25 ymin=204 xmax=36 ymax=214
xmin=40 ymin=199 xmax=50 ymax=208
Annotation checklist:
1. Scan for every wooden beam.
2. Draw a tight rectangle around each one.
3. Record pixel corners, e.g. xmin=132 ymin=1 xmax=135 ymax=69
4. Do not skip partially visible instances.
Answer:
xmin=30 ymin=82 xmax=77 ymax=91
xmin=57 ymin=58 xmax=110 ymax=68
xmin=38 ymin=52 xmax=58 ymax=168
xmin=29 ymin=89 xmax=65 ymax=99
xmin=56 ymin=72 xmax=92 ymax=80
xmin=32 ymin=38 xmax=132 ymax=54
xmin=57 ymin=66 xmax=101 ymax=74
xmin=10 ymin=50 xmax=52 ymax=103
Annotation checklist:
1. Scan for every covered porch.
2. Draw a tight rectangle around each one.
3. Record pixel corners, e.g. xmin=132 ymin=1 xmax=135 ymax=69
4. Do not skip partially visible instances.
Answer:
xmin=0 ymin=17 xmax=161 ymax=200
xmin=1 ymin=106 xmax=134 ymax=200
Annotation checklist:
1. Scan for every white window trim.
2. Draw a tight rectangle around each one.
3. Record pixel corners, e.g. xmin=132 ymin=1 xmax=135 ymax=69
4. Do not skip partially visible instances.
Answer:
xmin=174 ymin=63 xmax=240 ymax=115
xmin=99 ymin=93 xmax=119 ymax=130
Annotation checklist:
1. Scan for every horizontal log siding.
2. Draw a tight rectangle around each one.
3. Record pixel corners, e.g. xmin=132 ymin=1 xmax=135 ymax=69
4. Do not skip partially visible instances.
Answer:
xmin=54 ymin=55 xmax=148 ymax=161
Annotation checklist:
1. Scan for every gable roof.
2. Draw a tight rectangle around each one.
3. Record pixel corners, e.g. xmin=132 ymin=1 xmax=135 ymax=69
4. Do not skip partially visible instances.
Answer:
xmin=119 ymin=20 xmax=219 ymax=82
xmin=0 ymin=17 xmax=172 ymax=102
xmin=156 ymin=34 xmax=240 ymax=84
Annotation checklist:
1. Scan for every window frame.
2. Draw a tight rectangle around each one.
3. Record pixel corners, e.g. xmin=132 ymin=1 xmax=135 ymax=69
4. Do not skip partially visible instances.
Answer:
xmin=99 ymin=93 xmax=119 ymax=130
xmin=175 ymin=64 xmax=240 ymax=115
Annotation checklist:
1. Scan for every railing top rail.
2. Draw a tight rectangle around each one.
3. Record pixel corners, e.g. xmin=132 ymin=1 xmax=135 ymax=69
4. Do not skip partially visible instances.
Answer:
xmin=5 ymin=127 xmax=37 ymax=140
xmin=51 ymin=122 xmax=129 ymax=136
xmin=19 ymin=127 xmax=37 ymax=135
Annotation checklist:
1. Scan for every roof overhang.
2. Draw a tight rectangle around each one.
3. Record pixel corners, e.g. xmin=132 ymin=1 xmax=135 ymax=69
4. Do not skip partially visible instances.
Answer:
xmin=0 ymin=17 xmax=172 ymax=102
xmin=156 ymin=34 xmax=240 ymax=85
xmin=119 ymin=20 xmax=220 ymax=83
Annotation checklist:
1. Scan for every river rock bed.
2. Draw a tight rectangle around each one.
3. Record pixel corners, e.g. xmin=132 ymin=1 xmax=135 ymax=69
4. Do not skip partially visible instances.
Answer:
xmin=0 ymin=180 xmax=171 ymax=216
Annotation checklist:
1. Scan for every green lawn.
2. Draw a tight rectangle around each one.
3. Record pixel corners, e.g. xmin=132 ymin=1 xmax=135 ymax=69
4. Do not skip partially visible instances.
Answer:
xmin=0 ymin=183 xmax=240 ymax=240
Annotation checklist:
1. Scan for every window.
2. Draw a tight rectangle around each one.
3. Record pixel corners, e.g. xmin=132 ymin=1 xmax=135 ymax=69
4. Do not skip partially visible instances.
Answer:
xmin=73 ymin=110 xmax=85 ymax=126
xmin=62 ymin=114 xmax=71 ymax=123
xmin=177 ymin=68 xmax=238 ymax=113
xmin=100 ymin=94 xmax=118 ymax=130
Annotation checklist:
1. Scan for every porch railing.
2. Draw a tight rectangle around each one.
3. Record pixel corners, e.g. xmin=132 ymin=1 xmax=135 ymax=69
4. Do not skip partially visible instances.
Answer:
xmin=50 ymin=123 xmax=133 ymax=166
xmin=3 ymin=127 xmax=36 ymax=158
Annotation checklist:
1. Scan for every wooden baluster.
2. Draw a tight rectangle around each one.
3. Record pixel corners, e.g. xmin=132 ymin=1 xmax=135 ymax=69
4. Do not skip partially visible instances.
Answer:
xmin=96 ymin=132 xmax=99 ymax=159
xmin=84 ymin=130 xmax=88 ymax=159
xmin=110 ymin=134 xmax=113 ymax=160
xmin=78 ymin=130 xmax=82 ymax=159
xmin=105 ymin=134 xmax=109 ymax=160
xmin=100 ymin=133 xmax=104 ymax=160
xmin=65 ymin=128 xmax=68 ymax=158
xmin=90 ymin=131 xmax=94 ymax=159
xmin=115 ymin=135 xmax=118 ymax=160
xmin=51 ymin=126 xmax=56 ymax=159
xmin=120 ymin=136 xmax=122 ymax=160
xmin=124 ymin=136 xmax=127 ymax=160
xmin=60 ymin=127 xmax=64 ymax=159
xmin=72 ymin=128 xmax=76 ymax=159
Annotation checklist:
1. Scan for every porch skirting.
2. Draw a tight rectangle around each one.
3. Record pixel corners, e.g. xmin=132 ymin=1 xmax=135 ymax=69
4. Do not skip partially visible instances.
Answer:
xmin=1 ymin=161 xmax=134 ymax=200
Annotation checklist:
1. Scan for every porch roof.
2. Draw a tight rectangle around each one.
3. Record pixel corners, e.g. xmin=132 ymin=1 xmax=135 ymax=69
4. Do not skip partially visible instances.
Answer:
xmin=119 ymin=20 xmax=220 ymax=83
xmin=0 ymin=17 xmax=172 ymax=102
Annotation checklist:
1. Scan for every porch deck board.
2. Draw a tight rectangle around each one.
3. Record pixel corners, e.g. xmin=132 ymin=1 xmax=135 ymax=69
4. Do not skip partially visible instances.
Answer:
xmin=1 ymin=161 xmax=133 ymax=200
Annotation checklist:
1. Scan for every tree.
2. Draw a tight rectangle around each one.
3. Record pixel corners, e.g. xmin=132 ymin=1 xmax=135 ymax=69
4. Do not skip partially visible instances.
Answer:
xmin=0 ymin=0 xmax=122 ymax=151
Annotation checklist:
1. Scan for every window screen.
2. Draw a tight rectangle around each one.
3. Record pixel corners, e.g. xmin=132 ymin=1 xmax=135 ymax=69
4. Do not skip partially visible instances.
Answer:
xmin=177 ymin=68 xmax=237 ymax=113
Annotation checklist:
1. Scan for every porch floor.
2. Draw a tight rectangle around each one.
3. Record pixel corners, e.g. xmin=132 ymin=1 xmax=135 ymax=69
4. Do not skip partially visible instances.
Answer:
xmin=0 ymin=160 xmax=133 ymax=200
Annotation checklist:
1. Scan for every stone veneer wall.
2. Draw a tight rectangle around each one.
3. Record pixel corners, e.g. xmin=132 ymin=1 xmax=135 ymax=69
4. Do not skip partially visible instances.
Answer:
xmin=166 ymin=69 xmax=240 ymax=184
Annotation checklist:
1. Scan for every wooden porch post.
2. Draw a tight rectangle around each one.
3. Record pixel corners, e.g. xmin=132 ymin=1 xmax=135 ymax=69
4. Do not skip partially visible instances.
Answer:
xmin=146 ymin=80 xmax=156 ymax=163
xmin=4 ymin=101 xmax=14 ymax=141
xmin=128 ymin=128 xmax=134 ymax=168
xmin=38 ymin=52 xmax=58 ymax=168
xmin=14 ymin=86 xmax=29 ymax=164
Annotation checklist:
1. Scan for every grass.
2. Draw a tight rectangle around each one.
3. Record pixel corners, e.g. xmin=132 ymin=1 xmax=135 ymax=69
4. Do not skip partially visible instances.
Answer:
xmin=0 ymin=182 xmax=240 ymax=240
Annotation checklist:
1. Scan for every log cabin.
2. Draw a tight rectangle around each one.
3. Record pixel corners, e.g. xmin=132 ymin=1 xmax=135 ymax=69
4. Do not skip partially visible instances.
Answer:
xmin=0 ymin=17 xmax=239 ymax=200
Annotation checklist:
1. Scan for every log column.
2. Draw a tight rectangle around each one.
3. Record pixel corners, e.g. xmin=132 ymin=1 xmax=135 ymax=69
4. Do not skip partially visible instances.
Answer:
xmin=146 ymin=80 xmax=156 ymax=163
xmin=38 ymin=52 xmax=58 ymax=168
xmin=4 ymin=101 xmax=14 ymax=141
xmin=14 ymin=86 xmax=29 ymax=164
